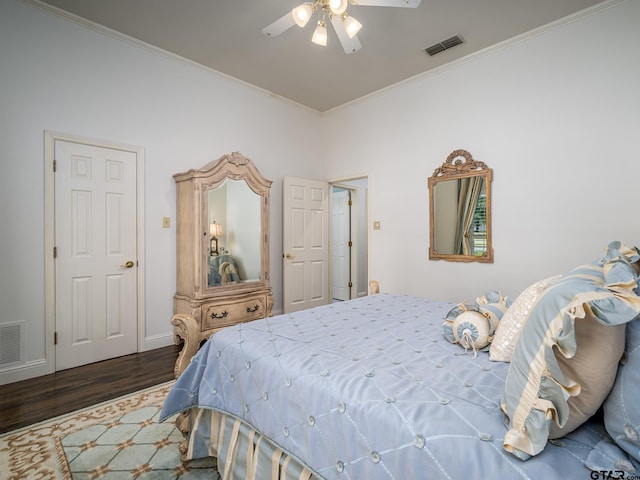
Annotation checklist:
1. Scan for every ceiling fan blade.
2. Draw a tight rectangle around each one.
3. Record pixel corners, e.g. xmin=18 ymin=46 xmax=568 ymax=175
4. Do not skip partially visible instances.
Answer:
xmin=262 ymin=12 xmax=296 ymax=37
xmin=351 ymin=0 xmax=421 ymax=7
xmin=330 ymin=15 xmax=362 ymax=54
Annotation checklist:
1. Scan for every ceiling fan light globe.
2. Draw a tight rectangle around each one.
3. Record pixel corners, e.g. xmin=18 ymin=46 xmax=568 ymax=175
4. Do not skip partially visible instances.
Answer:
xmin=329 ymin=0 xmax=348 ymax=15
xmin=312 ymin=22 xmax=328 ymax=46
xmin=343 ymin=15 xmax=362 ymax=38
xmin=292 ymin=4 xmax=313 ymax=27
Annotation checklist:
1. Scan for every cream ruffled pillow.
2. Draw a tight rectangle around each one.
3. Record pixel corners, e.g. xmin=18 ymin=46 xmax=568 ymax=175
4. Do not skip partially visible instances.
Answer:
xmin=489 ymin=275 xmax=561 ymax=362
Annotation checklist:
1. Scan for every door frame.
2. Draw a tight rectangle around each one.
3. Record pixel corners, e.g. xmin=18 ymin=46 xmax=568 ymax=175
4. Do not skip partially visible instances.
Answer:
xmin=330 ymin=186 xmax=353 ymax=301
xmin=44 ymin=131 xmax=146 ymax=374
xmin=329 ymin=175 xmax=369 ymax=300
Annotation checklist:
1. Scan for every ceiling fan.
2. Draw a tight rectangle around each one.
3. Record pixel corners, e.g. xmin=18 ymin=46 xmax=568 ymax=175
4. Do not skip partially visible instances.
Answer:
xmin=263 ymin=0 xmax=422 ymax=54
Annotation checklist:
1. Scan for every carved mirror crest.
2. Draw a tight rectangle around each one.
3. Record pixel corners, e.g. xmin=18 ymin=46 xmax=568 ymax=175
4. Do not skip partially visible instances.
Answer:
xmin=428 ymin=149 xmax=493 ymax=263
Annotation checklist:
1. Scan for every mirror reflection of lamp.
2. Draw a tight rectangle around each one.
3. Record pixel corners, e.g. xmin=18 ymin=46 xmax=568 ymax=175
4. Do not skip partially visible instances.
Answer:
xmin=210 ymin=222 xmax=223 ymax=256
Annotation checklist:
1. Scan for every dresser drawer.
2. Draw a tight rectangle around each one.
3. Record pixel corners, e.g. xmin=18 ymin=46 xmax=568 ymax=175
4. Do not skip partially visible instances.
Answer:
xmin=201 ymin=295 xmax=266 ymax=331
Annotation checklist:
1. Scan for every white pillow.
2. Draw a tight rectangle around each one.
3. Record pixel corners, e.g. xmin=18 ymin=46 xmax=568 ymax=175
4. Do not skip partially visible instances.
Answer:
xmin=489 ymin=275 xmax=561 ymax=362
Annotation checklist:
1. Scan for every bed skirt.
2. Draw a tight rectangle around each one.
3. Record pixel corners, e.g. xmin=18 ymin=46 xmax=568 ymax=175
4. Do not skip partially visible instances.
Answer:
xmin=185 ymin=408 xmax=319 ymax=480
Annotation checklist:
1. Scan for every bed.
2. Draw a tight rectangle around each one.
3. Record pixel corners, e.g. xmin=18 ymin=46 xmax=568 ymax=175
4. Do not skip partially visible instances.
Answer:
xmin=161 ymin=241 xmax=640 ymax=479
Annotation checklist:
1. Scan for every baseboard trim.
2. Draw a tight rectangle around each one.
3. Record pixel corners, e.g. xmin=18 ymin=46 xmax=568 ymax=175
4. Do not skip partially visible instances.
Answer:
xmin=0 ymin=359 xmax=48 ymax=386
xmin=0 ymin=331 xmax=175 ymax=386
xmin=143 ymin=332 xmax=175 ymax=352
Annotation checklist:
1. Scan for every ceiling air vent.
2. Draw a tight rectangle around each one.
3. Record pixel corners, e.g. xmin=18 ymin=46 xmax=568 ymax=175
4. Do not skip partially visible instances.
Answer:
xmin=425 ymin=35 xmax=464 ymax=56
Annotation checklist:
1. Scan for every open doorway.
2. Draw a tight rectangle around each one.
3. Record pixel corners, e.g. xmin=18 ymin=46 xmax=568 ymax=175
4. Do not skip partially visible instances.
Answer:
xmin=331 ymin=177 xmax=368 ymax=301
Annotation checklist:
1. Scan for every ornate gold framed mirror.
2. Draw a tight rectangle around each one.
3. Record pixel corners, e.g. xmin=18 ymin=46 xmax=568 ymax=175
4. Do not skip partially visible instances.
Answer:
xmin=428 ymin=149 xmax=493 ymax=263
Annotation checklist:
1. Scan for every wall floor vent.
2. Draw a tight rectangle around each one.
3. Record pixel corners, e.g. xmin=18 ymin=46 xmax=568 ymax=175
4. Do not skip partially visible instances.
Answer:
xmin=425 ymin=35 xmax=464 ymax=56
xmin=0 ymin=322 xmax=24 ymax=366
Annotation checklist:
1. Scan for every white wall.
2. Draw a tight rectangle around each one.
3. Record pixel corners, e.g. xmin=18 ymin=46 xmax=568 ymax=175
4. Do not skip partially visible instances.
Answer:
xmin=324 ymin=0 xmax=640 ymax=303
xmin=0 ymin=0 xmax=325 ymax=383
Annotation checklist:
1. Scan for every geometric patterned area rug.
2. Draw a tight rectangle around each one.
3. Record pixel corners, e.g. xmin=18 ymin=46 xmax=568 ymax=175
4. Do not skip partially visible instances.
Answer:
xmin=0 ymin=381 xmax=220 ymax=479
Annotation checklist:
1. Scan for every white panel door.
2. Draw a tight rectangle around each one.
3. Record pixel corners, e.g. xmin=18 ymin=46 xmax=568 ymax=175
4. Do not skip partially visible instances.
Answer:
xmin=54 ymin=141 xmax=138 ymax=370
xmin=283 ymin=177 xmax=329 ymax=313
xmin=332 ymin=189 xmax=351 ymax=301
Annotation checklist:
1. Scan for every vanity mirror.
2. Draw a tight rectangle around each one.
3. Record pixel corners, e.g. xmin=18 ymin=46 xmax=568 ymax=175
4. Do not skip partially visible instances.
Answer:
xmin=172 ymin=152 xmax=273 ymax=367
xmin=428 ymin=149 xmax=493 ymax=263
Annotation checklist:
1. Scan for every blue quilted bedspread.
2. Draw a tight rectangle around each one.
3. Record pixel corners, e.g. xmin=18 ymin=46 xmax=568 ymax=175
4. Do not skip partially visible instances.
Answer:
xmin=161 ymin=294 xmax=611 ymax=479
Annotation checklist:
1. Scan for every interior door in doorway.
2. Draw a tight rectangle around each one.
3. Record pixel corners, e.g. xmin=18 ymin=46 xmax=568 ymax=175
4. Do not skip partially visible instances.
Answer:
xmin=332 ymin=188 xmax=351 ymax=301
xmin=54 ymin=140 xmax=138 ymax=370
xmin=282 ymin=177 xmax=329 ymax=313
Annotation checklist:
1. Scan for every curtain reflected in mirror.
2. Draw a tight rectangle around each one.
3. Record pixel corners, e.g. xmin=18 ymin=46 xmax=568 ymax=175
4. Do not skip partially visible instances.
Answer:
xmin=428 ymin=150 xmax=493 ymax=263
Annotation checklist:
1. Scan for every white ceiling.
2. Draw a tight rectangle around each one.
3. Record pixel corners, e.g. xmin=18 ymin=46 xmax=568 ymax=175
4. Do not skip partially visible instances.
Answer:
xmin=35 ymin=0 xmax=605 ymax=112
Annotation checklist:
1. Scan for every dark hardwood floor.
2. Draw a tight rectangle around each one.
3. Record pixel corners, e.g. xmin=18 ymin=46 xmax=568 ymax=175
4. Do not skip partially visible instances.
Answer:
xmin=0 ymin=344 xmax=181 ymax=434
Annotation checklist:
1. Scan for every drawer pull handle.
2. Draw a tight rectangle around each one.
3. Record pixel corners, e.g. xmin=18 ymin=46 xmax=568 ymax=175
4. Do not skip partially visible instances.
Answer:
xmin=211 ymin=310 xmax=229 ymax=319
xmin=247 ymin=304 xmax=259 ymax=313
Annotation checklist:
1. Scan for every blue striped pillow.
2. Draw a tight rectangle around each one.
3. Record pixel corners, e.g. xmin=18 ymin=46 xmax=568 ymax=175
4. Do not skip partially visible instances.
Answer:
xmin=442 ymin=291 xmax=511 ymax=352
xmin=501 ymin=241 xmax=640 ymax=460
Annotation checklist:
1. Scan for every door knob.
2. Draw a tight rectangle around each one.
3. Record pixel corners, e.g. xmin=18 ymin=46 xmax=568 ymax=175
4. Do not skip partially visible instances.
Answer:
xmin=285 ymin=253 xmax=295 ymax=259
xmin=122 ymin=261 xmax=135 ymax=268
